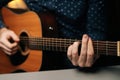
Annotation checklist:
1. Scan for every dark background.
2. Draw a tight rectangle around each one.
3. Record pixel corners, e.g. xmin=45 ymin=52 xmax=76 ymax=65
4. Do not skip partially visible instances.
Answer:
xmin=94 ymin=0 xmax=120 ymax=68
xmin=106 ymin=0 xmax=120 ymax=41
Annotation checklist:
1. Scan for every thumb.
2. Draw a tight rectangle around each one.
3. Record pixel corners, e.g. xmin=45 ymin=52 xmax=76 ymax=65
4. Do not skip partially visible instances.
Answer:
xmin=10 ymin=31 xmax=20 ymax=42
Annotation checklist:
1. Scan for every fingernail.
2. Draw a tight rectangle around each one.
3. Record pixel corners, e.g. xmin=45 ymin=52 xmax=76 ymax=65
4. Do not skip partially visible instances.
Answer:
xmin=83 ymin=34 xmax=88 ymax=38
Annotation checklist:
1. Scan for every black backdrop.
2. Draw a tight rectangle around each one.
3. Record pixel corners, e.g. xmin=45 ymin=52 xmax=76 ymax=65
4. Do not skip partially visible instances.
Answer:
xmin=90 ymin=0 xmax=120 ymax=68
xmin=106 ymin=0 xmax=120 ymax=41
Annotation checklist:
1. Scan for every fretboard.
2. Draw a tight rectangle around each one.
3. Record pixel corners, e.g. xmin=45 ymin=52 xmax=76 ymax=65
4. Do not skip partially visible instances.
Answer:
xmin=20 ymin=37 xmax=119 ymax=56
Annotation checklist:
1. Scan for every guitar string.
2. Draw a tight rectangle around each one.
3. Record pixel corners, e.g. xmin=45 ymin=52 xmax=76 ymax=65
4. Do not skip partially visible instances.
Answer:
xmin=19 ymin=37 xmax=118 ymax=55
xmin=13 ymin=36 xmax=117 ymax=57
xmin=20 ymin=37 xmax=117 ymax=48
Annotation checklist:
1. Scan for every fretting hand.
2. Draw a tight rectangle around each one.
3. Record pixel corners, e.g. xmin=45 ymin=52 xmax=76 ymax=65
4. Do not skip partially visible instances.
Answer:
xmin=67 ymin=34 xmax=99 ymax=67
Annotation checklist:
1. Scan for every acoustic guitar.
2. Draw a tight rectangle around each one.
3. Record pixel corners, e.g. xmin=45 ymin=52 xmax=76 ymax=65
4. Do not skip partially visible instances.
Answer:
xmin=0 ymin=7 xmax=120 ymax=74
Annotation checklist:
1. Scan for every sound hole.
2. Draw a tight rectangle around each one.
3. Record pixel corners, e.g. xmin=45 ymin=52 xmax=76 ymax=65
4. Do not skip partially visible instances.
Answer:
xmin=9 ymin=32 xmax=29 ymax=66
xmin=19 ymin=32 xmax=29 ymax=53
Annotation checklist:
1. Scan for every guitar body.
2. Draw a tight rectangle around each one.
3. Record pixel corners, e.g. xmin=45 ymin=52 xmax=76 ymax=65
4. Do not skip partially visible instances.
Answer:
xmin=0 ymin=7 xmax=58 ymax=74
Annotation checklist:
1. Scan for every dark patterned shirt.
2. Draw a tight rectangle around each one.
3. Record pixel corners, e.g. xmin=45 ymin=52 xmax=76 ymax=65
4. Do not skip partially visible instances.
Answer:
xmin=24 ymin=0 xmax=106 ymax=40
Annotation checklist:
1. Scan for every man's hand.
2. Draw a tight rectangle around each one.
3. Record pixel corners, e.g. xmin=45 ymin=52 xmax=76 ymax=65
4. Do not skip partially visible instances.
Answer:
xmin=67 ymin=34 xmax=98 ymax=67
xmin=0 ymin=28 xmax=20 ymax=55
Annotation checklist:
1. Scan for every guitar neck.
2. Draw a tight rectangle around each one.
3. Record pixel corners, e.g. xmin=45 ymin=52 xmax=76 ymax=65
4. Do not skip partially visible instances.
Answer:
xmin=20 ymin=37 xmax=120 ymax=57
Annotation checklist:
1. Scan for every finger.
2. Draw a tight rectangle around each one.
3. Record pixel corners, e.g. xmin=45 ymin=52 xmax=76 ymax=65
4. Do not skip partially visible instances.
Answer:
xmin=11 ymin=49 xmax=18 ymax=55
xmin=0 ymin=43 xmax=18 ymax=55
xmin=12 ymin=45 xmax=19 ymax=51
xmin=71 ymin=41 xmax=80 ymax=66
xmin=67 ymin=45 xmax=73 ymax=61
xmin=0 ymin=42 xmax=12 ymax=52
xmin=85 ymin=37 xmax=94 ymax=67
xmin=2 ymin=39 xmax=18 ymax=50
xmin=9 ymin=31 xmax=20 ymax=42
xmin=10 ymin=45 xmax=18 ymax=54
xmin=78 ymin=34 xmax=89 ymax=67
xmin=2 ymin=48 xmax=12 ymax=55
xmin=3 ymin=30 xmax=19 ymax=49
xmin=0 ymin=45 xmax=18 ymax=55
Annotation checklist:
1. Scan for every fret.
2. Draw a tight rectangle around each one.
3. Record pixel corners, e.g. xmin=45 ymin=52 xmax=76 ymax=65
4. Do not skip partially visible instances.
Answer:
xmin=50 ymin=38 xmax=53 ymax=51
xmin=106 ymin=41 xmax=108 ymax=56
xmin=59 ymin=38 xmax=62 ymax=52
xmin=47 ymin=38 xmax=50 ymax=51
xmin=55 ymin=38 xmax=57 ymax=51
xmin=63 ymin=38 xmax=66 ymax=51
xmin=45 ymin=38 xmax=48 ymax=50
xmin=37 ymin=38 xmax=40 ymax=50
xmin=46 ymin=38 xmax=49 ymax=50
xmin=41 ymin=38 xmax=43 ymax=50
xmin=97 ymin=40 xmax=98 ymax=55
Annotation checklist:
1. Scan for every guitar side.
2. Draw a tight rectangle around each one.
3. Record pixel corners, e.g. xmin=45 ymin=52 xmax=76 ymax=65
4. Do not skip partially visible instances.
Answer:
xmin=0 ymin=7 xmax=42 ymax=74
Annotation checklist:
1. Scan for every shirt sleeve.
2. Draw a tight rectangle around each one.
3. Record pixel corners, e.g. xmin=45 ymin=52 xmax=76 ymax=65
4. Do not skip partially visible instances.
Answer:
xmin=86 ymin=0 xmax=107 ymax=40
